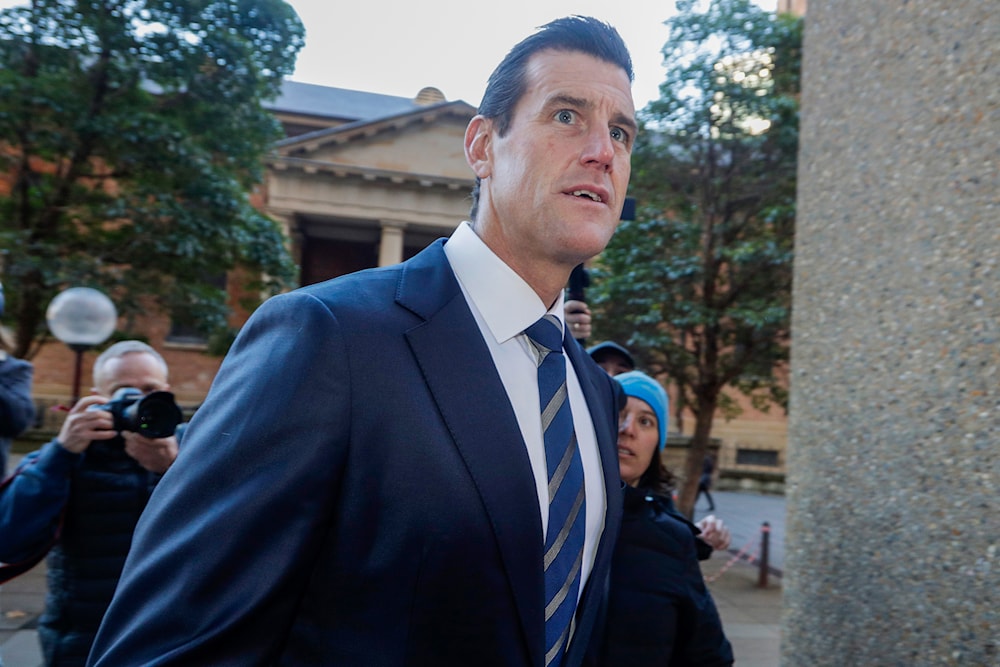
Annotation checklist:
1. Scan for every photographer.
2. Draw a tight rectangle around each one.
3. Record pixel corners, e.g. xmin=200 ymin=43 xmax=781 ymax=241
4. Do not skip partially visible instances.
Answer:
xmin=0 ymin=340 xmax=183 ymax=667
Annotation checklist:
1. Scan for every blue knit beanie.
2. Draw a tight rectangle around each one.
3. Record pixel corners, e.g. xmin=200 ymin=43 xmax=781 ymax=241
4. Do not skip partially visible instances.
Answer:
xmin=615 ymin=370 xmax=669 ymax=450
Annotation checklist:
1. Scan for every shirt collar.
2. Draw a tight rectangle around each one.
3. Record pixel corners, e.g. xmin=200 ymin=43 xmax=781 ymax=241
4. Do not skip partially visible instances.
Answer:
xmin=444 ymin=221 xmax=567 ymax=345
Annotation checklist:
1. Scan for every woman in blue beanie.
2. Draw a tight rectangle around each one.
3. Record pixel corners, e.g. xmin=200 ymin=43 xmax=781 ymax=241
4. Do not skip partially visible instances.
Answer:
xmin=589 ymin=370 xmax=733 ymax=666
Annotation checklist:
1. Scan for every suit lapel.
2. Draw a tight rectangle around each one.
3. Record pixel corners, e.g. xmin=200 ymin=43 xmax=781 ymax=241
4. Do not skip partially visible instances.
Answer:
xmin=399 ymin=241 xmax=546 ymax=665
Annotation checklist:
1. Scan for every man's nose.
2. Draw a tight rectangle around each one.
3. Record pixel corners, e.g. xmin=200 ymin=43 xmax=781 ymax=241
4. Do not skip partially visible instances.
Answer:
xmin=581 ymin=126 xmax=614 ymax=170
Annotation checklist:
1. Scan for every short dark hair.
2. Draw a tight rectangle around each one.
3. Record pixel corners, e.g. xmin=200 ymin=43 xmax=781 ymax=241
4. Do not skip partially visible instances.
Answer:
xmin=469 ymin=16 xmax=634 ymax=220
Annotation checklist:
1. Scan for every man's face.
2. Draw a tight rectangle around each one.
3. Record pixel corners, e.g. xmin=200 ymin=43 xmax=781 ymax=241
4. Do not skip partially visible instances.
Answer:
xmin=468 ymin=49 xmax=636 ymax=281
xmin=596 ymin=352 xmax=634 ymax=377
xmin=95 ymin=352 xmax=169 ymax=397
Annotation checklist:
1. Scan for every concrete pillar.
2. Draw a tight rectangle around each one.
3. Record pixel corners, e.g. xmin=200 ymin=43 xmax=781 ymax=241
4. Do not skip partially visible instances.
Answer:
xmin=785 ymin=1 xmax=998 ymax=665
xmin=777 ymin=0 xmax=807 ymax=17
xmin=378 ymin=222 xmax=406 ymax=267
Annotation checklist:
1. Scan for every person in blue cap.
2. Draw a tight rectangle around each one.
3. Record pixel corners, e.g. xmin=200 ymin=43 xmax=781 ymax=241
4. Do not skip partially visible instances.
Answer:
xmin=586 ymin=340 xmax=635 ymax=377
xmin=588 ymin=370 xmax=733 ymax=666
xmin=579 ymin=335 xmax=731 ymax=555
xmin=0 ymin=280 xmax=35 ymax=478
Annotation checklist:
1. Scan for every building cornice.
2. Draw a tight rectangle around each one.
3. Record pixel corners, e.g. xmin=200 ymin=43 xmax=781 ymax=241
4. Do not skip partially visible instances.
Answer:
xmin=267 ymin=155 xmax=473 ymax=191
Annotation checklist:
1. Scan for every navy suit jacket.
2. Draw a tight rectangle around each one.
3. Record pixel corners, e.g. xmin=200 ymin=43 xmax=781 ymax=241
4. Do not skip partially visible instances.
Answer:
xmin=88 ymin=240 xmax=624 ymax=666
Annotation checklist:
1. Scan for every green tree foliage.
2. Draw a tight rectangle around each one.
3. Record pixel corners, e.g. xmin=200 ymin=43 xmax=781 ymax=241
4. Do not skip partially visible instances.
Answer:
xmin=0 ymin=0 xmax=304 ymax=358
xmin=591 ymin=0 xmax=802 ymax=516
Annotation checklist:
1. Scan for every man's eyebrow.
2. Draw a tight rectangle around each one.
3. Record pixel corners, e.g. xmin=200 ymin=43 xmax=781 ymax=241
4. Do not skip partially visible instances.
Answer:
xmin=546 ymin=93 xmax=590 ymax=113
xmin=547 ymin=94 xmax=637 ymax=136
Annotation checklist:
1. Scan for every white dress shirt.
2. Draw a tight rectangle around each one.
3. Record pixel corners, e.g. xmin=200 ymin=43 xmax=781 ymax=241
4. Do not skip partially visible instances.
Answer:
xmin=443 ymin=221 xmax=606 ymax=599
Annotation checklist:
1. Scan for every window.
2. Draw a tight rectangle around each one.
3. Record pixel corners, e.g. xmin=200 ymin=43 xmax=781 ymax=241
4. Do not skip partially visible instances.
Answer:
xmin=735 ymin=449 xmax=780 ymax=467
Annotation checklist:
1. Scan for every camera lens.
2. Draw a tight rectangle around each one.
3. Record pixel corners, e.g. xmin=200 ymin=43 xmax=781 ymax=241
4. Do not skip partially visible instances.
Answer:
xmin=122 ymin=391 xmax=183 ymax=439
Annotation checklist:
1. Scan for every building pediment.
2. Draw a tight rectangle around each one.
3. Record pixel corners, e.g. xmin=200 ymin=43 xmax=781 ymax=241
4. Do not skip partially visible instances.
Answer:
xmin=269 ymin=101 xmax=477 ymax=188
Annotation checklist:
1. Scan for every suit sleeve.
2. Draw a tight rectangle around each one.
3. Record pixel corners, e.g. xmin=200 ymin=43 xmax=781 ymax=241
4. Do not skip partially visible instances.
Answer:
xmin=88 ymin=292 xmax=352 ymax=666
xmin=0 ymin=441 xmax=76 ymax=565
xmin=0 ymin=358 xmax=35 ymax=438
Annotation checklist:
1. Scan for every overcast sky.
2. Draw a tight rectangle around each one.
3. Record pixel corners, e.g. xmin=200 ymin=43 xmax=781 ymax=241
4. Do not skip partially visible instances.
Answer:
xmin=0 ymin=0 xmax=777 ymax=110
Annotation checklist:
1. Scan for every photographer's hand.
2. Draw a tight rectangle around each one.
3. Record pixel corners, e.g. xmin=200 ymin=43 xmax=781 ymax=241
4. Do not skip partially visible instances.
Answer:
xmin=696 ymin=515 xmax=732 ymax=552
xmin=122 ymin=432 xmax=178 ymax=474
xmin=57 ymin=395 xmax=116 ymax=454
xmin=564 ymin=300 xmax=592 ymax=342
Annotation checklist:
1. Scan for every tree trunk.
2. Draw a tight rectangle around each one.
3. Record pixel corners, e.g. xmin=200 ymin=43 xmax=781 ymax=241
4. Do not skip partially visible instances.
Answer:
xmin=14 ymin=270 xmax=46 ymax=360
xmin=676 ymin=395 xmax=717 ymax=518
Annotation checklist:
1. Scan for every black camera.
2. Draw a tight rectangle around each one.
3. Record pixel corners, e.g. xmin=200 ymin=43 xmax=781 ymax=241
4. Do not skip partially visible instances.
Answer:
xmin=88 ymin=387 xmax=183 ymax=439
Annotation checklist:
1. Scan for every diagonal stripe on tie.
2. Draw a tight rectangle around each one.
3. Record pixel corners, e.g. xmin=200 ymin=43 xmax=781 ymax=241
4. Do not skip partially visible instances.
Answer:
xmin=544 ymin=542 xmax=584 ymax=620
xmin=524 ymin=314 xmax=586 ymax=667
xmin=540 ymin=383 xmax=568 ymax=432
xmin=547 ymin=432 xmax=577 ymax=501
xmin=543 ymin=485 xmax=585 ymax=570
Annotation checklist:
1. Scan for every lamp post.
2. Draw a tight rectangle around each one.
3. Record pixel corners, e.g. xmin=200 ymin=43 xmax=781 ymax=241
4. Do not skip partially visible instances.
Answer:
xmin=46 ymin=287 xmax=118 ymax=405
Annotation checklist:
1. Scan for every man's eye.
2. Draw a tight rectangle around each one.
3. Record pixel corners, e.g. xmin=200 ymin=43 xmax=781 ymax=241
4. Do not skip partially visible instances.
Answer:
xmin=610 ymin=126 xmax=629 ymax=144
xmin=556 ymin=110 xmax=575 ymax=124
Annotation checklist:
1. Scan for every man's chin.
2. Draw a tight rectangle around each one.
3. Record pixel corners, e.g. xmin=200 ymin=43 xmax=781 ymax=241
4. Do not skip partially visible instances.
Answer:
xmin=560 ymin=231 xmax=616 ymax=265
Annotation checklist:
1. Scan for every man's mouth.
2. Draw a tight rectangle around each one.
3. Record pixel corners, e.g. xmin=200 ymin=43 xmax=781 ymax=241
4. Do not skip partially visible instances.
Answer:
xmin=570 ymin=189 xmax=603 ymax=203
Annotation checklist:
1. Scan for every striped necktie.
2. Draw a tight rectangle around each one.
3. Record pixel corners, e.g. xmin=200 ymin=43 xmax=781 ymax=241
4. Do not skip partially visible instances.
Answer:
xmin=524 ymin=314 xmax=586 ymax=667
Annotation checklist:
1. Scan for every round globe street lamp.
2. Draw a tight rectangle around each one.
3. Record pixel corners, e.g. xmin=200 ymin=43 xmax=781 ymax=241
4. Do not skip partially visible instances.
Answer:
xmin=46 ymin=287 xmax=118 ymax=405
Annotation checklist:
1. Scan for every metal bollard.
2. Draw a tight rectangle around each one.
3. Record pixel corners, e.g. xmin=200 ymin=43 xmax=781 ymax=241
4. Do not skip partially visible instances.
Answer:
xmin=758 ymin=521 xmax=771 ymax=588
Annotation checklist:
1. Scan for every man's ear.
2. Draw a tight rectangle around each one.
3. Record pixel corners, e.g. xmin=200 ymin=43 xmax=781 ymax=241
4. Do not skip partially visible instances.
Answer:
xmin=464 ymin=115 xmax=493 ymax=179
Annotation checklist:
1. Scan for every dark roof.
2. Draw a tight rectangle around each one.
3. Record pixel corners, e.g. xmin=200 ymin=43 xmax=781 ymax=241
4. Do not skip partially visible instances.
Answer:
xmin=265 ymin=80 xmax=425 ymax=123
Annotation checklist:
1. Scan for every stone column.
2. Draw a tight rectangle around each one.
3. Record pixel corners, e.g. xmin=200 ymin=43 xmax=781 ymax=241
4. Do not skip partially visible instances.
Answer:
xmin=377 ymin=222 xmax=406 ymax=267
xmin=267 ymin=210 xmax=300 ymax=266
xmin=785 ymin=2 xmax=998 ymax=665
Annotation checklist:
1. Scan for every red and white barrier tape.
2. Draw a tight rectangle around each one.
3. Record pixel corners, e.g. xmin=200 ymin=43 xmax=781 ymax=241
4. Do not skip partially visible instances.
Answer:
xmin=704 ymin=536 xmax=758 ymax=583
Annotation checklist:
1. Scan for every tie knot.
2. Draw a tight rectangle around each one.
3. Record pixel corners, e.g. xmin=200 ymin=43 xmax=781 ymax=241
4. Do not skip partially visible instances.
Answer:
xmin=525 ymin=314 xmax=564 ymax=354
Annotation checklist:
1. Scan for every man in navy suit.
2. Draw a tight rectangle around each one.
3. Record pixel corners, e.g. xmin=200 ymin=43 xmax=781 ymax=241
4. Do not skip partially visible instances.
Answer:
xmin=89 ymin=16 xmax=637 ymax=667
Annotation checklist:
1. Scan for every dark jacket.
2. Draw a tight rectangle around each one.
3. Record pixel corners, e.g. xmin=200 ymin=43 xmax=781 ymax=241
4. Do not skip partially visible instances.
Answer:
xmin=0 ymin=427 xmax=184 ymax=666
xmin=0 ymin=353 xmax=35 ymax=477
xmin=590 ymin=485 xmax=733 ymax=667
xmin=40 ymin=438 xmax=163 ymax=666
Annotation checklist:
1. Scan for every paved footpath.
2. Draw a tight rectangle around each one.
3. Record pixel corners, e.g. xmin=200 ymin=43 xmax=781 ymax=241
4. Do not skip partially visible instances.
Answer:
xmin=1 ymin=484 xmax=786 ymax=667
xmin=697 ymin=490 xmax=786 ymax=667
xmin=0 ymin=559 xmax=44 ymax=667
xmin=696 ymin=489 xmax=787 ymax=573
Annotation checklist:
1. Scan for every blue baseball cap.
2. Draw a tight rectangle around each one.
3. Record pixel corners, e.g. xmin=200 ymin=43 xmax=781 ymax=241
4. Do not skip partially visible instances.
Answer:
xmin=586 ymin=341 xmax=635 ymax=369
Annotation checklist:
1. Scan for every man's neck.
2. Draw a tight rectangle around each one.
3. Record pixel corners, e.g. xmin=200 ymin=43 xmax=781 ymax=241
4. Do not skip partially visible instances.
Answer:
xmin=468 ymin=220 xmax=574 ymax=309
